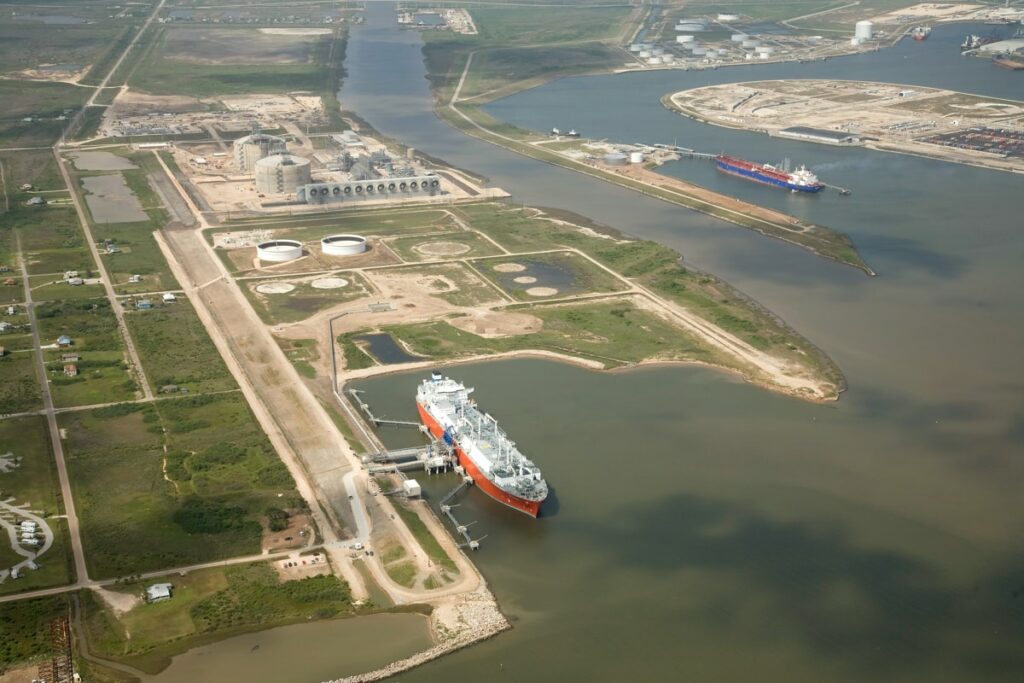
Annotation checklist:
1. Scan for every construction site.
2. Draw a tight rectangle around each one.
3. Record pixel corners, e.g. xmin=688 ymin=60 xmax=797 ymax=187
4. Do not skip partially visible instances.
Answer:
xmin=667 ymin=79 xmax=1024 ymax=172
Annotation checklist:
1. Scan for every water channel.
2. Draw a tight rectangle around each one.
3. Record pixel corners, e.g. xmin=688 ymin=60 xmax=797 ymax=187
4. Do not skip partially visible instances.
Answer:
xmin=340 ymin=5 xmax=1023 ymax=682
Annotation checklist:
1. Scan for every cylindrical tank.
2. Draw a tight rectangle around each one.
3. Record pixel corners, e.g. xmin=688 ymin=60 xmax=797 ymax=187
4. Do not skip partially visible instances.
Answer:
xmin=629 ymin=151 xmax=645 ymax=164
xmin=233 ymin=133 xmax=287 ymax=172
xmin=321 ymin=234 xmax=368 ymax=256
xmin=731 ymin=33 xmax=748 ymax=42
xmin=660 ymin=55 xmax=674 ymax=64
xmin=652 ymin=47 xmax=664 ymax=55
xmin=629 ymin=43 xmax=642 ymax=52
xmin=691 ymin=46 xmax=708 ymax=56
xmin=646 ymin=57 xmax=661 ymax=65
xmin=254 ymin=154 xmax=311 ymax=195
xmin=675 ymin=20 xmax=707 ymax=32
xmin=756 ymin=45 xmax=774 ymax=54
xmin=256 ymin=240 xmax=303 ymax=263
xmin=854 ymin=20 xmax=873 ymax=40
xmin=717 ymin=48 xmax=729 ymax=56
xmin=603 ymin=152 xmax=628 ymax=166
xmin=742 ymin=39 xmax=760 ymax=48
xmin=676 ymin=34 xmax=695 ymax=43
xmin=638 ymin=50 xmax=651 ymax=58
xmin=717 ymin=13 xmax=739 ymax=21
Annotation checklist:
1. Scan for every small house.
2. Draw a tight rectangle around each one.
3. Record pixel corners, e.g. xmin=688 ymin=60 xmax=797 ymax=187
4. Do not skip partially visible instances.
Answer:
xmin=2 ymin=278 xmax=14 ymax=286
xmin=128 ymin=274 xmax=142 ymax=283
xmin=20 ymin=183 xmax=32 ymax=191
xmin=64 ymin=363 xmax=78 ymax=377
xmin=0 ymin=321 xmax=12 ymax=332
xmin=64 ymin=271 xmax=79 ymax=279
xmin=27 ymin=196 xmax=45 ymax=206
xmin=5 ymin=306 xmax=14 ymax=315
xmin=61 ymin=353 xmax=79 ymax=363
xmin=57 ymin=335 xmax=72 ymax=347
xmin=136 ymin=299 xmax=153 ymax=310
xmin=162 ymin=292 xmax=176 ymax=303
xmin=159 ymin=384 xmax=180 ymax=394
xmin=145 ymin=583 xmax=173 ymax=603
xmin=67 ymin=277 xmax=84 ymax=286
xmin=0 ymin=346 xmax=6 ymax=357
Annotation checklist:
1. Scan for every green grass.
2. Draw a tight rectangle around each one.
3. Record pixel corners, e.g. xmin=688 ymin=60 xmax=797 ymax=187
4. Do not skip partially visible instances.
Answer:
xmin=130 ymin=26 xmax=345 ymax=98
xmin=218 ymin=208 xmax=453 ymax=243
xmin=0 ymin=22 xmax=125 ymax=74
xmin=386 ymin=560 xmax=417 ymax=588
xmin=276 ymin=337 xmax=319 ymax=380
xmin=384 ymin=230 xmax=502 ymax=262
xmin=241 ymin=272 xmax=372 ymax=325
xmin=81 ymin=562 xmax=353 ymax=674
xmin=62 ymin=394 xmax=298 ymax=578
xmin=392 ymin=501 xmax=457 ymax=575
xmin=35 ymin=299 xmax=137 ymax=407
xmin=0 ymin=417 xmax=73 ymax=596
xmin=0 ymin=594 xmax=69 ymax=671
xmin=386 ymin=298 xmax=719 ymax=368
xmin=0 ymin=353 xmax=40 ymax=414
xmin=0 ymin=79 xmax=85 ymax=147
xmin=125 ymin=299 xmax=236 ymax=393
xmin=4 ymin=203 xmax=93 ymax=278
xmin=338 ymin=334 xmax=376 ymax=371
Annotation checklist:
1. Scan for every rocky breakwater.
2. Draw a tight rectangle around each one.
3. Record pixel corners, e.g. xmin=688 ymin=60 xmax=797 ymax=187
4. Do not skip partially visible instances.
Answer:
xmin=326 ymin=585 xmax=511 ymax=682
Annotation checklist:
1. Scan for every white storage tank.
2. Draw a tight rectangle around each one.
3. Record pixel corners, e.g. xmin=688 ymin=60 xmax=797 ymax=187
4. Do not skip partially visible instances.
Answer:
xmin=652 ymin=47 xmax=664 ymax=55
xmin=756 ymin=45 xmax=774 ymax=55
xmin=604 ymin=152 xmax=628 ymax=166
xmin=742 ymin=39 xmax=760 ymax=48
xmin=731 ymin=33 xmax=748 ymax=42
xmin=691 ymin=46 xmax=708 ymax=56
xmin=854 ymin=20 xmax=873 ymax=40
xmin=233 ymin=133 xmax=287 ymax=172
xmin=660 ymin=55 xmax=675 ymax=64
xmin=717 ymin=48 xmax=729 ymax=56
xmin=646 ymin=57 xmax=661 ymax=65
xmin=676 ymin=34 xmax=695 ymax=43
xmin=717 ymin=13 xmax=739 ymax=21
xmin=629 ymin=43 xmax=642 ymax=52
xmin=629 ymin=151 xmax=645 ymax=164
xmin=254 ymin=154 xmax=311 ymax=195
xmin=321 ymin=234 xmax=368 ymax=256
xmin=638 ymin=50 xmax=651 ymax=58
xmin=675 ymin=20 xmax=707 ymax=32
xmin=256 ymin=239 xmax=303 ymax=263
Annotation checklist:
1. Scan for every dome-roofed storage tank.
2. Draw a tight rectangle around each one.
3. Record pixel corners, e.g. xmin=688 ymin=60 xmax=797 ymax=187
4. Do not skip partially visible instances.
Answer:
xmin=604 ymin=152 xmax=628 ymax=166
xmin=233 ymin=133 xmax=287 ymax=172
xmin=254 ymin=154 xmax=311 ymax=195
xmin=854 ymin=20 xmax=873 ymax=40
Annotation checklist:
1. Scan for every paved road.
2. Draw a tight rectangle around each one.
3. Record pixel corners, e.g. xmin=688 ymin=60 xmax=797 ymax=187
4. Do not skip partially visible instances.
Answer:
xmin=16 ymin=235 xmax=90 ymax=587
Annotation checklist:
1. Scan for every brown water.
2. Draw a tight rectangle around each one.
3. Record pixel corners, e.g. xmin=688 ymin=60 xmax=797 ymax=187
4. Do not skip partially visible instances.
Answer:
xmin=339 ymin=5 xmax=1024 ymax=682
xmin=146 ymin=613 xmax=431 ymax=683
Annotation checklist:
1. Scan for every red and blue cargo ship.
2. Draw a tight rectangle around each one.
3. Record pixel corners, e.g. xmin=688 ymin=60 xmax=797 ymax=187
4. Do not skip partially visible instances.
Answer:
xmin=715 ymin=154 xmax=824 ymax=192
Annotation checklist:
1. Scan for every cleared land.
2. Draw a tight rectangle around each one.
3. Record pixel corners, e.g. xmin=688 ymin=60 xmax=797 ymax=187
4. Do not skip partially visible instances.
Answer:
xmin=61 ymin=397 xmax=301 ymax=578
xmin=668 ymin=79 xmax=1024 ymax=173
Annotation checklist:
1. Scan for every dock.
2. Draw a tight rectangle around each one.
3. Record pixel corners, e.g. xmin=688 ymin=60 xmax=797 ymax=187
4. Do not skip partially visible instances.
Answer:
xmin=348 ymin=388 xmax=423 ymax=429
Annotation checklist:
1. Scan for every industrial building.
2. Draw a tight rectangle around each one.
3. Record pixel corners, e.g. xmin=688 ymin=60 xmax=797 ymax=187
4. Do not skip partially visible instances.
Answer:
xmin=255 ymin=154 xmax=312 ymax=195
xmin=233 ymin=132 xmax=288 ymax=172
xmin=777 ymin=126 xmax=862 ymax=145
xmin=298 ymin=174 xmax=441 ymax=204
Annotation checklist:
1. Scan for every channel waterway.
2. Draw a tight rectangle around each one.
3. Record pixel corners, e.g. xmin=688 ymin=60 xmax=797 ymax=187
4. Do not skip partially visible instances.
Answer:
xmin=339 ymin=5 xmax=1024 ymax=681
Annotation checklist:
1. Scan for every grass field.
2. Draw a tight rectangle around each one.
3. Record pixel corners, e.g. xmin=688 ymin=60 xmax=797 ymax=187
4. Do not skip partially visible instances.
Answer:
xmin=0 ymin=594 xmax=69 ymax=672
xmin=5 ymin=204 xmax=93 ymax=278
xmin=62 ymin=395 xmax=298 ymax=578
xmin=0 ymin=80 xmax=85 ymax=147
xmin=130 ymin=25 xmax=345 ymax=97
xmin=125 ymin=299 xmax=235 ymax=393
xmin=220 ymin=208 xmax=455 ymax=244
xmin=381 ymin=262 xmax=504 ymax=308
xmin=423 ymin=5 xmax=635 ymax=103
xmin=384 ymin=230 xmax=502 ymax=262
xmin=0 ymin=352 xmax=40 ymax=414
xmin=81 ymin=562 xmax=353 ymax=673
xmin=0 ymin=417 xmax=73 ymax=596
xmin=242 ymin=272 xmax=372 ymax=325
xmin=391 ymin=501 xmax=457 ymax=576
xmin=35 ymin=299 xmax=137 ymax=407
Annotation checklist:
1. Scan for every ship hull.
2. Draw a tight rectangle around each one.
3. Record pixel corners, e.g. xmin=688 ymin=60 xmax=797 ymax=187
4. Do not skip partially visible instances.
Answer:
xmin=417 ymin=402 xmax=543 ymax=517
xmin=716 ymin=159 xmax=823 ymax=192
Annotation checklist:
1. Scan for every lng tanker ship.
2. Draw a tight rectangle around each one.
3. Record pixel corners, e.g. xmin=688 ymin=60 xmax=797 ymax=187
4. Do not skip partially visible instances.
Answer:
xmin=715 ymin=155 xmax=824 ymax=192
xmin=417 ymin=372 xmax=548 ymax=517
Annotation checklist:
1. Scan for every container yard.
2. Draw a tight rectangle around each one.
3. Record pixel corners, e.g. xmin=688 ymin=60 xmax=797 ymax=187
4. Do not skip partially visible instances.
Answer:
xmin=666 ymin=79 xmax=1024 ymax=173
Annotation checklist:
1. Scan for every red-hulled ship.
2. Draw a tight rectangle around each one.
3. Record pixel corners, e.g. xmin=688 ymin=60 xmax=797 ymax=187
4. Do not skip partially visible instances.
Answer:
xmin=417 ymin=372 xmax=548 ymax=517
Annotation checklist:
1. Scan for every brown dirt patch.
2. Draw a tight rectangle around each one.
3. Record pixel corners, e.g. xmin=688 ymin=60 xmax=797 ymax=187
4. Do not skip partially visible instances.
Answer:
xmin=526 ymin=287 xmax=559 ymax=297
xmin=449 ymin=311 xmax=543 ymax=338
xmin=492 ymin=262 xmax=526 ymax=273
xmin=513 ymin=275 xmax=537 ymax=284
xmin=413 ymin=240 xmax=472 ymax=257
xmin=262 ymin=512 xmax=312 ymax=553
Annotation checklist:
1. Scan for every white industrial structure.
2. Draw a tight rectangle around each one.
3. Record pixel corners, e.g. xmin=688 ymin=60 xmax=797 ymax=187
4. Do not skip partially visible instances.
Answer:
xmin=256 ymin=239 xmax=303 ymax=263
xmin=233 ymin=132 xmax=287 ymax=172
xmin=403 ymin=479 xmax=422 ymax=498
xmin=254 ymin=154 xmax=312 ymax=195
xmin=854 ymin=20 xmax=874 ymax=41
xmin=321 ymin=234 xmax=368 ymax=256
xmin=297 ymin=174 xmax=441 ymax=205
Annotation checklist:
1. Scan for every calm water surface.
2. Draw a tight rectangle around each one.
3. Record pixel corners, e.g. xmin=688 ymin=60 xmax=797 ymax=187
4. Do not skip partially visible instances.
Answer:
xmin=338 ymin=6 xmax=1024 ymax=682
